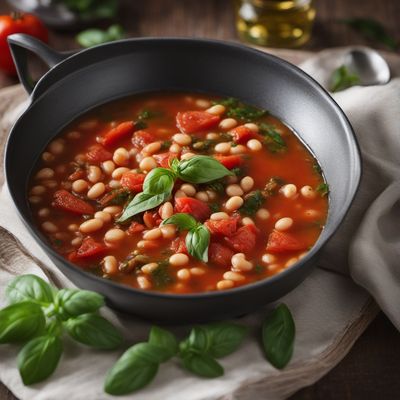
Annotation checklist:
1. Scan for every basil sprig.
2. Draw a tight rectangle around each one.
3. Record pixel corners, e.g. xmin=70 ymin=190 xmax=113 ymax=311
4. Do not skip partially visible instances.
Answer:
xmin=161 ymin=213 xmax=210 ymax=262
xmin=0 ymin=274 xmax=122 ymax=386
xmin=118 ymin=156 xmax=232 ymax=222
xmin=262 ymin=304 xmax=295 ymax=369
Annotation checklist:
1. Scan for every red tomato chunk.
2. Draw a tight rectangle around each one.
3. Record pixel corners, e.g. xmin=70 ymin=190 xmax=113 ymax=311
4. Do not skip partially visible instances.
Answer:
xmin=174 ymin=197 xmax=211 ymax=222
xmin=120 ymin=172 xmax=145 ymax=192
xmin=176 ymin=111 xmax=220 ymax=133
xmin=266 ymin=230 xmax=306 ymax=253
xmin=209 ymin=242 xmax=234 ymax=268
xmin=101 ymin=121 xmax=134 ymax=147
xmin=53 ymin=190 xmax=94 ymax=215
xmin=225 ymin=224 xmax=258 ymax=253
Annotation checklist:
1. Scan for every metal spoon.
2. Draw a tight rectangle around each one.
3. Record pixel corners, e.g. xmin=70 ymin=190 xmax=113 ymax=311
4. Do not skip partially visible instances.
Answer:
xmin=344 ymin=48 xmax=391 ymax=86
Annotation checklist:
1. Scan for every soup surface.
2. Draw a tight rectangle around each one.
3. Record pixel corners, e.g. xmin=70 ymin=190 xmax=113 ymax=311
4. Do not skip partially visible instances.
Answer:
xmin=28 ymin=93 xmax=328 ymax=294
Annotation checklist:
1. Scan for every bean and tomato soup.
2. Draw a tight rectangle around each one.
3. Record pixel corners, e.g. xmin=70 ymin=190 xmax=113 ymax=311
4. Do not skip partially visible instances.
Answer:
xmin=28 ymin=93 xmax=328 ymax=294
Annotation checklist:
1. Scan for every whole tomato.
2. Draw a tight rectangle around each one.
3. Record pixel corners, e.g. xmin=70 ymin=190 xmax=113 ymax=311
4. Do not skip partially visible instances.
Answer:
xmin=0 ymin=12 xmax=48 ymax=75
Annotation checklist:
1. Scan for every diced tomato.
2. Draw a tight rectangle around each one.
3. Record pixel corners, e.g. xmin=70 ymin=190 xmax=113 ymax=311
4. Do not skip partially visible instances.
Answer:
xmin=174 ymin=197 xmax=211 ymax=221
xmin=132 ymin=130 xmax=156 ymax=149
xmin=127 ymin=222 xmax=146 ymax=234
xmin=171 ymin=236 xmax=188 ymax=255
xmin=143 ymin=211 xmax=162 ymax=228
xmin=205 ymin=217 xmax=238 ymax=237
xmin=176 ymin=111 xmax=220 ymax=133
xmin=153 ymin=152 xmax=176 ymax=168
xmin=229 ymin=126 xmax=263 ymax=144
xmin=214 ymin=155 xmax=243 ymax=169
xmin=68 ymin=169 xmax=85 ymax=181
xmin=86 ymin=144 xmax=113 ymax=163
xmin=74 ymin=237 xmax=107 ymax=260
xmin=120 ymin=172 xmax=145 ymax=192
xmin=225 ymin=224 xmax=257 ymax=253
xmin=266 ymin=230 xmax=306 ymax=253
xmin=208 ymin=242 xmax=234 ymax=267
xmin=53 ymin=190 xmax=94 ymax=215
xmin=101 ymin=121 xmax=135 ymax=147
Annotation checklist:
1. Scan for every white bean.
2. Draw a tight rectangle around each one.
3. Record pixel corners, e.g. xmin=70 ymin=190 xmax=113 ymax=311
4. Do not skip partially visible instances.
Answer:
xmin=48 ymin=139 xmax=65 ymax=155
xmin=35 ymin=168 xmax=54 ymax=180
xmin=275 ymin=217 xmax=293 ymax=231
xmin=30 ymin=185 xmax=46 ymax=195
xmin=95 ymin=211 xmax=112 ymax=223
xmin=79 ymin=218 xmax=103 ymax=233
xmin=169 ymin=253 xmax=189 ymax=267
xmin=103 ymin=206 xmax=122 ymax=215
xmin=160 ymin=202 xmax=173 ymax=219
xmin=180 ymin=184 xmax=196 ymax=197
xmin=217 ymin=280 xmax=234 ymax=290
xmin=112 ymin=167 xmax=130 ymax=179
xmin=177 ymin=268 xmax=191 ymax=280
xmin=42 ymin=221 xmax=58 ymax=233
xmin=231 ymin=253 xmax=253 ymax=271
xmin=240 ymin=176 xmax=254 ymax=192
xmin=219 ymin=118 xmax=237 ymax=130
xmin=72 ymin=179 xmax=88 ymax=193
xmin=143 ymin=228 xmax=162 ymax=240
xmin=247 ymin=139 xmax=263 ymax=151
xmin=169 ymin=143 xmax=181 ymax=153
xmin=180 ymin=152 xmax=195 ymax=160
xmin=242 ymin=217 xmax=255 ymax=225
xmin=103 ymin=256 xmax=118 ymax=275
xmin=38 ymin=208 xmax=50 ymax=218
xmin=223 ymin=271 xmax=245 ymax=281
xmin=105 ymin=228 xmax=125 ymax=243
xmin=113 ymin=147 xmax=129 ymax=166
xmin=210 ymin=212 xmax=229 ymax=220
xmin=256 ymin=208 xmax=270 ymax=220
xmin=262 ymin=253 xmax=277 ymax=264
xmin=195 ymin=191 xmax=209 ymax=202
xmin=225 ymin=196 xmax=243 ymax=211
xmin=230 ymin=144 xmax=247 ymax=155
xmin=139 ymin=156 xmax=157 ymax=171
xmin=141 ymin=262 xmax=159 ymax=274
xmin=300 ymin=185 xmax=316 ymax=199
xmin=214 ymin=142 xmax=231 ymax=154
xmin=281 ymin=184 xmax=297 ymax=199
xmin=190 ymin=267 xmax=206 ymax=276
xmin=226 ymin=184 xmax=244 ymax=197
xmin=173 ymin=133 xmax=192 ymax=146
xmin=87 ymin=182 xmax=105 ymax=199
xmin=206 ymin=104 xmax=226 ymax=115
xmin=160 ymin=224 xmax=176 ymax=239
xmin=102 ymin=160 xmax=115 ymax=175
xmin=143 ymin=141 xmax=162 ymax=155
xmin=137 ymin=276 xmax=151 ymax=289
xmin=206 ymin=132 xmax=219 ymax=140
xmin=244 ymin=123 xmax=259 ymax=132
xmin=196 ymin=99 xmax=211 ymax=108
xmin=28 ymin=196 xmax=41 ymax=204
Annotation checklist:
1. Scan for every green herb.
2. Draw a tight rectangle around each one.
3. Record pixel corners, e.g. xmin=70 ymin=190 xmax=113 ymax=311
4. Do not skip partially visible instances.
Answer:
xmin=262 ymin=304 xmax=295 ymax=369
xmin=204 ymin=180 xmax=225 ymax=195
xmin=151 ymin=261 xmax=174 ymax=289
xmin=18 ymin=334 xmax=63 ymax=385
xmin=76 ymin=24 xmax=124 ymax=48
xmin=259 ymin=123 xmax=287 ymax=153
xmin=0 ymin=302 xmax=45 ymax=344
xmin=0 ymin=275 xmax=122 ymax=386
xmin=181 ymin=353 xmax=224 ymax=378
xmin=104 ymin=327 xmax=180 ymax=395
xmin=264 ymin=177 xmax=284 ymax=196
xmin=6 ymin=274 xmax=54 ymax=305
xmin=162 ymin=214 xmax=210 ymax=262
xmin=213 ymin=97 xmax=239 ymax=108
xmin=316 ymin=183 xmax=329 ymax=196
xmin=137 ymin=109 xmax=158 ymax=120
xmin=239 ymin=190 xmax=265 ymax=216
xmin=118 ymin=156 xmax=232 ymax=222
xmin=64 ymin=313 xmax=123 ymax=350
xmin=209 ymin=203 xmax=220 ymax=213
xmin=212 ymin=98 xmax=267 ymax=121
xmin=255 ymin=264 xmax=264 ymax=274
xmin=341 ymin=18 xmax=398 ymax=50
xmin=231 ymin=167 xmax=244 ymax=177
xmin=58 ymin=0 xmax=118 ymax=19
xmin=192 ymin=139 xmax=216 ymax=152
xmin=160 ymin=140 xmax=172 ymax=151
xmin=330 ymin=65 xmax=360 ymax=92
xmin=312 ymin=162 xmax=322 ymax=175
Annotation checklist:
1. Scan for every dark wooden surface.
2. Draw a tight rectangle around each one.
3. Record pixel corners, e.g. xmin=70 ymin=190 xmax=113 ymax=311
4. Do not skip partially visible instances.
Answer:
xmin=1 ymin=1 xmax=400 ymax=399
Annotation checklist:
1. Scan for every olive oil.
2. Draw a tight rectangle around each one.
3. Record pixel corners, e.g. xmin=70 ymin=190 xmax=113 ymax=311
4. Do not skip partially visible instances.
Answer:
xmin=235 ymin=0 xmax=316 ymax=48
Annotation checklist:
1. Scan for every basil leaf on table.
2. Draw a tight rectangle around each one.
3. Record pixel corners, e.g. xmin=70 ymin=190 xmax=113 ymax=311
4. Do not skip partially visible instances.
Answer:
xmin=205 ymin=323 xmax=247 ymax=358
xmin=262 ymin=303 xmax=295 ymax=369
xmin=148 ymin=326 xmax=178 ymax=360
xmin=54 ymin=288 xmax=104 ymax=319
xmin=330 ymin=65 xmax=360 ymax=93
xmin=180 ymin=352 xmax=224 ymax=378
xmin=161 ymin=213 xmax=198 ymax=231
xmin=143 ymin=168 xmax=176 ymax=194
xmin=341 ymin=18 xmax=398 ymax=50
xmin=0 ymin=302 xmax=46 ymax=344
xmin=6 ymin=274 xmax=54 ymax=305
xmin=186 ymin=224 xmax=210 ymax=262
xmin=76 ymin=24 xmax=124 ymax=48
xmin=64 ymin=313 xmax=123 ymax=350
xmin=184 ymin=326 xmax=210 ymax=353
xmin=104 ymin=343 xmax=163 ymax=395
xmin=17 ymin=334 xmax=63 ymax=385
xmin=118 ymin=191 xmax=171 ymax=222
xmin=177 ymin=155 xmax=233 ymax=183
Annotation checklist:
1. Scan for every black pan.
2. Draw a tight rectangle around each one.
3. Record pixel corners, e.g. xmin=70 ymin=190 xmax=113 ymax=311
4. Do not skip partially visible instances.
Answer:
xmin=5 ymin=34 xmax=361 ymax=323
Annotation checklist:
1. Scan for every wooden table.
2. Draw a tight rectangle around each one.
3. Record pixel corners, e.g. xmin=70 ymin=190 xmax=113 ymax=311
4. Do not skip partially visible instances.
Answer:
xmin=1 ymin=1 xmax=400 ymax=399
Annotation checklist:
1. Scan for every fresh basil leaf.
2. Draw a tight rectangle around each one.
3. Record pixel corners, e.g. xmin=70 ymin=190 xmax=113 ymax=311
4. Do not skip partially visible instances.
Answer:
xmin=341 ymin=18 xmax=398 ymax=50
xmin=54 ymin=289 xmax=104 ymax=319
xmin=239 ymin=190 xmax=265 ymax=216
xmin=61 ymin=0 xmax=118 ymax=19
xmin=262 ymin=303 xmax=295 ymax=369
xmin=330 ymin=65 xmax=360 ymax=92
xmin=161 ymin=213 xmax=198 ymax=230
xmin=0 ymin=302 xmax=45 ymax=344
xmin=76 ymin=24 xmax=124 ymax=48
xmin=180 ymin=352 xmax=224 ymax=378
xmin=185 ymin=327 xmax=210 ymax=353
xmin=64 ymin=313 xmax=122 ymax=350
xmin=143 ymin=168 xmax=176 ymax=195
xmin=170 ymin=157 xmax=180 ymax=173
xmin=259 ymin=123 xmax=287 ymax=153
xmin=148 ymin=326 xmax=179 ymax=360
xmin=104 ymin=343 xmax=162 ymax=395
xmin=6 ymin=274 xmax=54 ymax=305
xmin=186 ymin=224 xmax=210 ymax=262
xmin=205 ymin=323 xmax=247 ymax=358
xmin=118 ymin=191 xmax=171 ymax=222
xmin=177 ymin=155 xmax=233 ymax=183
xmin=316 ymin=183 xmax=329 ymax=196
xmin=18 ymin=334 xmax=63 ymax=385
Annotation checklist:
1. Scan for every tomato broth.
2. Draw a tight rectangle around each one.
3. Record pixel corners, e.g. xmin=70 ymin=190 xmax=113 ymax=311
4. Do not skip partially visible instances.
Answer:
xmin=28 ymin=92 xmax=328 ymax=294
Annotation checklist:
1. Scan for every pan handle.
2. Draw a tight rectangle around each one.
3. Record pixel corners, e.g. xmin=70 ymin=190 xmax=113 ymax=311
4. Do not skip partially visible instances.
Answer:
xmin=7 ymin=33 xmax=71 ymax=94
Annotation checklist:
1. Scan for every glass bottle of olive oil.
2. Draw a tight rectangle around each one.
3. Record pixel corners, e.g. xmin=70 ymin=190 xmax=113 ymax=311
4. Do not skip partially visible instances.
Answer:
xmin=235 ymin=0 xmax=316 ymax=48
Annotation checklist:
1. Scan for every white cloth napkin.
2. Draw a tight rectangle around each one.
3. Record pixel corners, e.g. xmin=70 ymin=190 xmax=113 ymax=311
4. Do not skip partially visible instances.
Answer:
xmin=0 ymin=47 xmax=398 ymax=400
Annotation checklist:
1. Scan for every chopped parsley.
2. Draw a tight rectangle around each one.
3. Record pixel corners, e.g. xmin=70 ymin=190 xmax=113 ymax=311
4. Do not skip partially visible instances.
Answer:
xmin=204 ymin=180 xmax=225 ymax=195
xmin=137 ymin=109 xmax=157 ymax=120
xmin=259 ymin=123 xmax=287 ymax=153
xmin=209 ymin=203 xmax=220 ymax=213
xmin=231 ymin=167 xmax=244 ymax=177
xmin=213 ymin=97 xmax=268 ymax=122
xmin=312 ymin=162 xmax=322 ymax=175
xmin=160 ymin=140 xmax=172 ymax=151
xmin=264 ymin=177 xmax=284 ymax=196
xmin=151 ymin=260 xmax=174 ymax=289
xmin=239 ymin=190 xmax=265 ymax=216
xmin=316 ymin=183 xmax=329 ymax=196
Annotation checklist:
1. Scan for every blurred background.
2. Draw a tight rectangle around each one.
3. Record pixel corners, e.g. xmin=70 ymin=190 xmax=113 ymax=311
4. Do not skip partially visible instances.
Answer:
xmin=0 ymin=1 xmax=399 ymax=399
